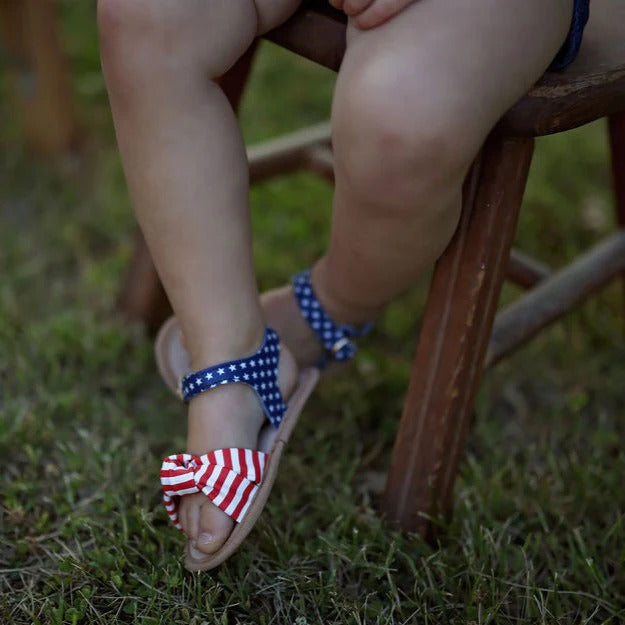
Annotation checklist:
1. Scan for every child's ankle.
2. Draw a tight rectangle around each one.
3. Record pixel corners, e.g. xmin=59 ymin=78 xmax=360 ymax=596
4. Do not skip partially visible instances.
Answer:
xmin=188 ymin=321 xmax=266 ymax=372
xmin=311 ymin=259 xmax=383 ymax=328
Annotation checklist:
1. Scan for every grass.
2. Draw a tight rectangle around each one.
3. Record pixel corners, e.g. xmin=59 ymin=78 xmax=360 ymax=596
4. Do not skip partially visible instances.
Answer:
xmin=1 ymin=3 xmax=625 ymax=623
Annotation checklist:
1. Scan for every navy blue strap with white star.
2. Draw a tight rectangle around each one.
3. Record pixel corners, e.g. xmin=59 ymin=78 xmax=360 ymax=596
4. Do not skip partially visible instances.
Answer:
xmin=179 ymin=327 xmax=286 ymax=429
xmin=291 ymin=270 xmax=374 ymax=368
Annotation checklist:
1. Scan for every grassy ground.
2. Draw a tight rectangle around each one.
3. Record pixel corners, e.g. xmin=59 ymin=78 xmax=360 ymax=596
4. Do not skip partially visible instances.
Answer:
xmin=1 ymin=3 xmax=625 ymax=623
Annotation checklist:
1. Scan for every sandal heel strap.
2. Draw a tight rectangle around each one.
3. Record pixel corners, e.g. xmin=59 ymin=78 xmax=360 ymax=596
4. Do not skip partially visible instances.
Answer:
xmin=292 ymin=270 xmax=374 ymax=367
xmin=179 ymin=327 xmax=286 ymax=429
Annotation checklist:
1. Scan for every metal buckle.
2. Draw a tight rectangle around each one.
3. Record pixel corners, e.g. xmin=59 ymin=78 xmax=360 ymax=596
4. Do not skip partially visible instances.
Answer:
xmin=330 ymin=337 xmax=350 ymax=355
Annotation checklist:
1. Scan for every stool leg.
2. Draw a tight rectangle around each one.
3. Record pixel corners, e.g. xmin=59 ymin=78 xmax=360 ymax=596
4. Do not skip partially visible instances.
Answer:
xmin=0 ymin=0 xmax=81 ymax=156
xmin=117 ymin=43 xmax=259 ymax=331
xmin=381 ymin=135 xmax=535 ymax=537
xmin=117 ymin=228 xmax=171 ymax=332
xmin=608 ymin=112 xmax=625 ymax=322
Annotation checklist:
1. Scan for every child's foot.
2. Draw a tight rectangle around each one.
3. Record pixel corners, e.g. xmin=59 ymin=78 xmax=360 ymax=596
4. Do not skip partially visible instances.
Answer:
xmin=262 ymin=269 xmax=376 ymax=368
xmin=177 ymin=337 xmax=299 ymax=559
xmin=156 ymin=275 xmax=375 ymax=400
xmin=260 ymin=285 xmax=325 ymax=368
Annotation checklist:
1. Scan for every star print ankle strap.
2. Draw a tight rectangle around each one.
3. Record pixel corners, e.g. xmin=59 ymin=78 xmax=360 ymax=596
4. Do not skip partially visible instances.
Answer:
xmin=179 ymin=327 xmax=286 ymax=429
xmin=291 ymin=270 xmax=374 ymax=368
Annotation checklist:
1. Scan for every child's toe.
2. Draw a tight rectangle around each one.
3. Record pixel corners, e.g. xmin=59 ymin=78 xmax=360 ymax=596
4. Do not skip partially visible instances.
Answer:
xmin=192 ymin=500 xmax=233 ymax=556
xmin=178 ymin=492 xmax=202 ymax=540
xmin=179 ymin=506 xmax=189 ymax=537
xmin=185 ymin=499 xmax=201 ymax=541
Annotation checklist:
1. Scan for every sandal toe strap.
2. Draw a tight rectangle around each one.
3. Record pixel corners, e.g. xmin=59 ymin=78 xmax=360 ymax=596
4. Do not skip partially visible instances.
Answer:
xmin=160 ymin=449 xmax=268 ymax=528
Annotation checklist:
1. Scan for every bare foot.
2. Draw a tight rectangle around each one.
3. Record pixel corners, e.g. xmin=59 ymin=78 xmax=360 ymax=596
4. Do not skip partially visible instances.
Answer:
xmin=178 ymin=338 xmax=299 ymax=560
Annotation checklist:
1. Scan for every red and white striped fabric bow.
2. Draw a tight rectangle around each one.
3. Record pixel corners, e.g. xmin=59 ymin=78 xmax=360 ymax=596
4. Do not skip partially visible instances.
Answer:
xmin=160 ymin=449 xmax=268 ymax=529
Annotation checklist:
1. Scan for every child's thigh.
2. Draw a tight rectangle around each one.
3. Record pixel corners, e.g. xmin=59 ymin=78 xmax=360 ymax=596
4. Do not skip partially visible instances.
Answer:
xmin=254 ymin=0 xmax=302 ymax=34
xmin=98 ymin=0 xmax=301 ymax=81
xmin=335 ymin=0 xmax=573 ymax=158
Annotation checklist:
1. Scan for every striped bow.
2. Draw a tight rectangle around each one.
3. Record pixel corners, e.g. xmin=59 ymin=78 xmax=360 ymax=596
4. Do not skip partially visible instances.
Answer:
xmin=160 ymin=449 xmax=268 ymax=528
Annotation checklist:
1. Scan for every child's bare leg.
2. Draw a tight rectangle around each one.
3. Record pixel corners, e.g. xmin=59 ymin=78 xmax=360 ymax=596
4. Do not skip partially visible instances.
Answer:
xmin=98 ymin=0 xmax=300 ymax=558
xmin=263 ymin=1 xmax=574 ymax=364
xmin=126 ymin=0 xmax=574 ymax=373
xmin=307 ymin=0 xmax=573 ymax=326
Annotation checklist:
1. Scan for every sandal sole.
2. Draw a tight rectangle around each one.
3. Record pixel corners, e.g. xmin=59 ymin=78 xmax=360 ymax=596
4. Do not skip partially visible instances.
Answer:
xmin=155 ymin=315 xmax=192 ymax=396
xmin=183 ymin=366 xmax=320 ymax=571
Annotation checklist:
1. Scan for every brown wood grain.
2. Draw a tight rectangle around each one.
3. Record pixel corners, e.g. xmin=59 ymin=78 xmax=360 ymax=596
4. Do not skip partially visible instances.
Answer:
xmin=507 ymin=249 xmax=552 ymax=289
xmin=608 ymin=111 xmax=625 ymax=323
xmin=381 ymin=136 xmax=534 ymax=534
xmin=248 ymin=122 xmax=331 ymax=183
xmin=117 ymin=228 xmax=171 ymax=332
xmin=610 ymin=112 xmax=625 ymax=227
xmin=264 ymin=0 xmax=625 ymax=137
xmin=501 ymin=1 xmax=625 ymax=136
xmin=0 ymin=0 xmax=81 ymax=155
xmin=264 ymin=3 xmax=346 ymax=72
xmin=487 ymin=232 xmax=625 ymax=368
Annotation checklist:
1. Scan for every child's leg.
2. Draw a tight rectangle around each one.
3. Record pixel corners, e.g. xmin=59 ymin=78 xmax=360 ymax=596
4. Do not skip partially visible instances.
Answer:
xmin=308 ymin=0 xmax=574 ymax=326
xmin=263 ymin=0 xmax=574 ymax=364
xmin=154 ymin=0 xmax=574 ymax=369
xmin=98 ymin=0 xmax=301 ymax=557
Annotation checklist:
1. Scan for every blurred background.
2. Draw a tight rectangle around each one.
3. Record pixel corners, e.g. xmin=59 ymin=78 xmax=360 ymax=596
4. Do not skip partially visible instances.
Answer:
xmin=1 ymin=1 xmax=623 ymax=623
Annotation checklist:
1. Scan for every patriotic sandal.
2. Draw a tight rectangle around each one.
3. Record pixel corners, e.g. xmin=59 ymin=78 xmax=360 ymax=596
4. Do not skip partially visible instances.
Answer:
xmin=290 ymin=269 xmax=374 ymax=369
xmin=155 ymin=270 xmax=373 ymax=395
xmin=160 ymin=327 xmax=319 ymax=572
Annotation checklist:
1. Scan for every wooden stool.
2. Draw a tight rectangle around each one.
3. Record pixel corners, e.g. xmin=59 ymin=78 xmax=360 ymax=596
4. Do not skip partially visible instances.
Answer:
xmin=120 ymin=0 xmax=625 ymax=537
xmin=0 ymin=0 xmax=81 ymax=156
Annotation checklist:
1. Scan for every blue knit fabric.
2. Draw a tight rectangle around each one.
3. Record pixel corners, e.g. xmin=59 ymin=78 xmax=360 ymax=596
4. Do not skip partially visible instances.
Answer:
xmin=292 ymin=270 xmax=374 ymax=368
xmin=548 ymin=0 xmax=590 ymax=72
xmin=180 ymin=327 xmax=286 ymax=429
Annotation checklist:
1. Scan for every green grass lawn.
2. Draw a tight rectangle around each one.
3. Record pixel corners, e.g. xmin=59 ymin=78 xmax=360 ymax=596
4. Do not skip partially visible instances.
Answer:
xmin=1 ymin=4 xmax=625 ymax=623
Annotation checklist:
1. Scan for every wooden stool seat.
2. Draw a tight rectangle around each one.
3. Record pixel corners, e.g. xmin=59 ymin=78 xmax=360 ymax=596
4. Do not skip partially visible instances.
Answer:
xmin=503 ymin=0 xmax=625 ymax=136
xmin=0 ymin=0 xmax=81 ymax=155
xmin=120 ymin=0 xmax=625 ymax=537
xmin=268 ymin=0 xmax=625 ymax=137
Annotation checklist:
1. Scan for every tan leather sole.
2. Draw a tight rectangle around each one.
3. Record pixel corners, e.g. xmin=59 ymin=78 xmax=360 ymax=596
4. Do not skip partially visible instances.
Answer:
xmin=155 ymin=315 xmax=192 ymax=397
xmin=183 ymin=367 xmax=319 ymax=572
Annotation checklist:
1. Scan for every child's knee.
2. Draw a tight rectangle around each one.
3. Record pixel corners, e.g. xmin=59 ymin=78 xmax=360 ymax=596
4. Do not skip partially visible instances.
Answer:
xmin=98 ymin=0 xmax=257 ymax=89
xmin=332 ymin=57 xmax=478 ymax=214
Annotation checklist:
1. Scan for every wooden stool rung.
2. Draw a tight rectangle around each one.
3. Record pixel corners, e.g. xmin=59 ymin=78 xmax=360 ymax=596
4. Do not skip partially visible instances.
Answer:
xmin=487 ymin=231 xmax=625 ymax=367
xmin=507 ymin=248 xmax=552 ymax=288
xmin=248 ymin=121 xmax=331 ymax=183
xmin=0 ymin=0 xmax=81 ymax=155
xmin=264 ymin=4 xmax=345 ymax=72
xmin=305 ymin=146 xmax=335 ymax=182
